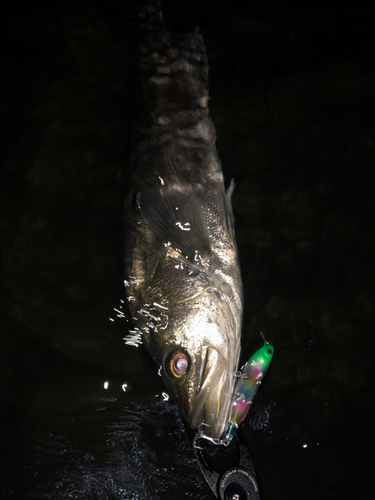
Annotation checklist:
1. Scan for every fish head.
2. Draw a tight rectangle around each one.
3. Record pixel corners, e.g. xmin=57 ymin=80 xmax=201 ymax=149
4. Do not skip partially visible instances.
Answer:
xmin=154 ymin=290 xmax=241 ymax=439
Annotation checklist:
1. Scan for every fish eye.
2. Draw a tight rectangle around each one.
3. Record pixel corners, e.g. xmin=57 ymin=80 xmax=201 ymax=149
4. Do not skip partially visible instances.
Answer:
xmin=167 ymin=350 xmax=190 ymax=378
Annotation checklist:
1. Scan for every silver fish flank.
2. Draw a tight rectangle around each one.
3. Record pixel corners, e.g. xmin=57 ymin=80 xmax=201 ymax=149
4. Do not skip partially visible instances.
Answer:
xmin=124 ymin=6 xmax=243 ymax=439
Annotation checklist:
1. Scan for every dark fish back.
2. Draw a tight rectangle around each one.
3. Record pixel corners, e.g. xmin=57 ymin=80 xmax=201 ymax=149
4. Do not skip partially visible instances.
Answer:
xmin=129 ymin=3 xmax=221 ymax=190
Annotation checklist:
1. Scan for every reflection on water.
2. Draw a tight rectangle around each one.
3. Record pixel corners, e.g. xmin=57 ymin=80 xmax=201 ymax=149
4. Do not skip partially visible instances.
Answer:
xmin=248 ymin=405 xmax=271 ymax=431
xmin=1 ymin=323 xmax=211 ymax=499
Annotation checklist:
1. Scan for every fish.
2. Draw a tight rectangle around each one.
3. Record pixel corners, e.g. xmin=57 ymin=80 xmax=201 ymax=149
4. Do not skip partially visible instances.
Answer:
xmin=124 ymin=3 xmax=243 ymax=439
xmin=223 ymin=343 xmax=274 ymax=443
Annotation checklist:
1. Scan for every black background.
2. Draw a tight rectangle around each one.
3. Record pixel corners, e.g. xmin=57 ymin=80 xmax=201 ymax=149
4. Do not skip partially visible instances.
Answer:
xmin=2 ymin=1 xmax=374 ymax=499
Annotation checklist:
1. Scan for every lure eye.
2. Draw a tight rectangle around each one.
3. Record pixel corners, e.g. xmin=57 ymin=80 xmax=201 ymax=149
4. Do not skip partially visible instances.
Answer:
xmin=168 ymin=350 xmax=189 ymax=378
xmin=267 ymin=348 xmax=273 ymax=355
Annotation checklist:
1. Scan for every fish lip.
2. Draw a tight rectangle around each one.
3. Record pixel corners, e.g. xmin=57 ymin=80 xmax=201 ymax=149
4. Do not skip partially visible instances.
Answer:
xmin=188 ymin=346 xmax=234 ymax=439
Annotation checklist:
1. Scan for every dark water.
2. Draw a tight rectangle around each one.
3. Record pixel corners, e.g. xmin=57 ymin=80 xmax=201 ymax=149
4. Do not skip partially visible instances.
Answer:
xmin=2 ymin=1 xmax=374 ymax=499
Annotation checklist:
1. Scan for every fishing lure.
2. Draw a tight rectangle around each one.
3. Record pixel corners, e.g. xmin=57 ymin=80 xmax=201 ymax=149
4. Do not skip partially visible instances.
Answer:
xmin=222 ymin=343 xmax=274 ymax=443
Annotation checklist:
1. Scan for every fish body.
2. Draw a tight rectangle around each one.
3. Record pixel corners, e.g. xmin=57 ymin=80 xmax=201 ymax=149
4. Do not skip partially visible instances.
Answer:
xmin=223 ymin=344 xmax=274 ymax=442
xmin=124 ymin=7 xmax=243 ymax=439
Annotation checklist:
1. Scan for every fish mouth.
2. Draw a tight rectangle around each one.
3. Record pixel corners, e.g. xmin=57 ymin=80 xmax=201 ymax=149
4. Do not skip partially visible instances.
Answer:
xmin=188 ymin=346 xmax=235 ymax=439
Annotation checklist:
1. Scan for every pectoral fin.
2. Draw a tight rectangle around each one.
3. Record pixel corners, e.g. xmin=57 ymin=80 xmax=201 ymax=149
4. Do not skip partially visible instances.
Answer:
xmin=225 ymin=179 xmax=236 ymax=239
xmin=138 ymin=187 xmax=211 ymax=261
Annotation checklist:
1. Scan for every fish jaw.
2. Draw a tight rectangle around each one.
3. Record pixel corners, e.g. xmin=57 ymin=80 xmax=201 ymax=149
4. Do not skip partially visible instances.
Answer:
xmin=188 ymin=346 xmax=237 ymax=439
